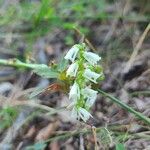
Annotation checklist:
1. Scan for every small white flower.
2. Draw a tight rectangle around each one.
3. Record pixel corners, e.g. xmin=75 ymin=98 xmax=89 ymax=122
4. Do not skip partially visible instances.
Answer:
xmin=78 ymin=107 xmax=92 ymax=122
xmin=69 ymin=82 xmax=80 ymax=101
xmin=82 ymin=87 xmax=98 ymax=98
xmin=64 ymin=45 xmax=79 ymax=62
xmin=66 ymin=62 xmax=79 ymax=77
xmin=83 ymin=52 xmax=101 ymax=65
xmin=82 ymin=88 xmax=97 ymax=107
xmin=83 ymin=69 xmax=100 ymax=83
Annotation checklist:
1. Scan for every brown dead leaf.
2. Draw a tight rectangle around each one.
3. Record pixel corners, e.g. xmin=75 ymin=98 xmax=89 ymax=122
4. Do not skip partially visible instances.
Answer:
xmin=49 ymin=141 xmax=60 ymax=150
xmin=35 ymin=121 xmax=59 ymax=141
xmin=45 ymin=45 xmax=54 ymax=55
xmin=24 ymin=126 xmax=36 ymax=138
xmin=65 ymin=144 xmax=75 ymax=150
xmin=124 ymin=69 xmax=150 ymax=91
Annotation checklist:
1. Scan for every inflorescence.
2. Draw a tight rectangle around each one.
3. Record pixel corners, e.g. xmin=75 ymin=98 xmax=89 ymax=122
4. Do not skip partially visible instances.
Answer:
xmin=64 ymin=43 xmax=104 ymax=122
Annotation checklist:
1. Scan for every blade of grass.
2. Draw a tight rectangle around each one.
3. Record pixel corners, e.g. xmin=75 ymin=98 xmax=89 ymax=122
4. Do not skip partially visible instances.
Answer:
xmin=130 ymin=90 xmax=150 ymax=97
xmin=97 ymin=89 xmax=150 ymax=125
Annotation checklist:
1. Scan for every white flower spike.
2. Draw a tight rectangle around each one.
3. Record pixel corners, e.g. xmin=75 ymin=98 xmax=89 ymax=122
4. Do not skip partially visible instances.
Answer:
xmin=78 ymin=107 xmax=92 ymax=122
xmin=66 ymin=62 xmax=79 ymax=77
xmin=64 ymin=45 xmax=79 ymax=62
xmin=64 ymin=43 xmax=104 ymax=122
xmin=82 ymin=88 xmax=97 ymax=107
xmin=83 ymin=52 xmax=101 ymax=65
xmin=69 ymin=82 xmax=80 ymax=101
xmin=83 ymin=69 xmax=101 ymax=83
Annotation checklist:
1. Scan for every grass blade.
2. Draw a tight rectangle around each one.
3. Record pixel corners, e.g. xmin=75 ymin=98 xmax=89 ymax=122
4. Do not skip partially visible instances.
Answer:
xmin=98 ymin=89 xmax=150 ymax=125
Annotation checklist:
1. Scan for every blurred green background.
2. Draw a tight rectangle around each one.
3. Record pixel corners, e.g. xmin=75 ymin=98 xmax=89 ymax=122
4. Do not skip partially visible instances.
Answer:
xmin=0 ymin=0 xmax=149 ymax=64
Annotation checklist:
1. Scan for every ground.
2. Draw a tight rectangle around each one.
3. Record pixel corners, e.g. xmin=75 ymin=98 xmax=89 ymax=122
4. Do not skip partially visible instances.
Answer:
xmin=0 ymin=0 xmax=150 ymax=150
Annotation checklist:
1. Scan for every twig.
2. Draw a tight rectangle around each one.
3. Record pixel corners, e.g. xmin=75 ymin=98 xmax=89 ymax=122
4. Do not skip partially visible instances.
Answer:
xmin=79 ymin=134 xmax=85 ymax=150
xmin=92 ymin=126 xmax=98 ymax=150
xmin=74 ymin=27 xmax=97 ymax=52
xmin=2 ymin=99 xmax=65 ymax=115
xmin=124 ymin=23 xmax=150 ymax=73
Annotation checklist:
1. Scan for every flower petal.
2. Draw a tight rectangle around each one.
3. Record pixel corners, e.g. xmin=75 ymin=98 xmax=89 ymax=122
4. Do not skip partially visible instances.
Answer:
xmin=83 ymin=69 xmax=100 ymax=83
xmin=64 ymin=45 xmax=79 ymax=62
xmin=82 ymin=87 xmax=97 ymax=98
xmin=69 ymin=82 xmax=80 ymax=101
xmin=78 ymin=108 xmax=92 ymax=122
xmin=82 ymin=88 xmax=97 ymax=107
xmin=83 ymin=52 xmax=101 ymax=65
xmin=66 ymin=62 xmax=79 ymax=77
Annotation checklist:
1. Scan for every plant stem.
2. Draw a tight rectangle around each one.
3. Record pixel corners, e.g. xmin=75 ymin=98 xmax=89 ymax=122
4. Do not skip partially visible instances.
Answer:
xmin=98 ymin=89 xmax=150 ymax=125
xmin=130 ymin=90 xmax=150 ymax=96
xmin=0 ymin=58 xmax=49 ymax=69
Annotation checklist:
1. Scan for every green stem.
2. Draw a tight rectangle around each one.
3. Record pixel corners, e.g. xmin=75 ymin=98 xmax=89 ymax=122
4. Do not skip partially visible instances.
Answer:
xmin=98 ymin=89 xmax=150 ymax=125
xmin=0 ymin=58 xmax=48 ymax=69
xmin=130 ymin=90 xmax=150 ymax=96
xmin=0 ymin=58 xmax=48 ymax=73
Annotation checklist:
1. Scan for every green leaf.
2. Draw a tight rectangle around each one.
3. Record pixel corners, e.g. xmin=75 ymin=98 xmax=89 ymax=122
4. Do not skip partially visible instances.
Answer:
xmin=63 ymin=22 xmax=76 ymax=30
xmin=0 ymin=107 xmax=18 ymax=129
xmin=33 ymin=65 xmax=59 ymax=79
xmin=25 ymin=142 xmax=46 ymax=150
xmin=116 ymin=143 xmax=126 ymax=150
xmin=65 ymin=35 xmax=74 ymax=45
xmin=57 ymin=57 xmax=68 ymax=72
xmin=35 ymin=0 xmax=51 ymax=24
xmin=29 ymin=87 xmax=46 ymax=99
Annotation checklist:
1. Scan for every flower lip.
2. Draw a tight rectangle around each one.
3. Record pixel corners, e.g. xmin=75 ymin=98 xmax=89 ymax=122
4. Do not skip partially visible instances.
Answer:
xmin=66 ymin=62 xmax=79 ymax=77
xmin=83 ymin=52 xmax=101 ymax=65
xmin=64 ymin=45 xmax=79 ymax=62
xmin=83 ymin=69 xmax=101 ymax=83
